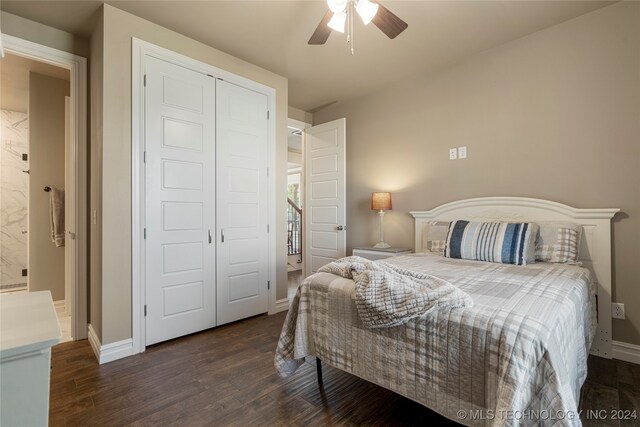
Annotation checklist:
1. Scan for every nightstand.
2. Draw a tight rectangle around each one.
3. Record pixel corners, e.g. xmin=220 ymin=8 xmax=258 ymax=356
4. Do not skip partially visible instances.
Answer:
xmin=352 ymin=246 xmax=412 ymax=261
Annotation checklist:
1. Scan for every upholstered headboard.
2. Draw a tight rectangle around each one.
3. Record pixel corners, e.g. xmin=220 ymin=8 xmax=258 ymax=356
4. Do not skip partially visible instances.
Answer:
xmin=410 ymin=197 xmax=619 ymax=358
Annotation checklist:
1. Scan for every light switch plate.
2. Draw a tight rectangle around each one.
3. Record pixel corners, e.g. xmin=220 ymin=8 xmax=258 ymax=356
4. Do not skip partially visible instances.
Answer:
xmin=458 ymin=146 xmax=467 ymax=159
xmin=449 ymin=148 xmax=457 ymax=160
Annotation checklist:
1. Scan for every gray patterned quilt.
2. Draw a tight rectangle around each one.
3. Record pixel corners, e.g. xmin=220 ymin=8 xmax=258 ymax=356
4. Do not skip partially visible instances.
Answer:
xmin=275 ymin=253 xmax=596 ymax=426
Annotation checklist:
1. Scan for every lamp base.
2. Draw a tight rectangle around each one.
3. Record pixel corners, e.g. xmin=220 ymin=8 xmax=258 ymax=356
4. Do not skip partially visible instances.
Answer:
xmin=373 ymin=241 xmax=391 ymax=249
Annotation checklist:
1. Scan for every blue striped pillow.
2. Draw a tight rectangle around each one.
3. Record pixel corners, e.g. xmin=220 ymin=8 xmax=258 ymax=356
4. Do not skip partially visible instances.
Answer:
xmin=444 ymin=221 xmax=538 ymax=265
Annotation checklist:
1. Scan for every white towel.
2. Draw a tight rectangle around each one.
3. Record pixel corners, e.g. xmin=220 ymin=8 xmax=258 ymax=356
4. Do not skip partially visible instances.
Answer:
xmin=49 ymin=187 xmax=65 ymax=247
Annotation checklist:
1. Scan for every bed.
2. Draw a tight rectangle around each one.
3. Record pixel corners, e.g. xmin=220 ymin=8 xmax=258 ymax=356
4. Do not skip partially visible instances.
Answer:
xmin=275 ymin=197 xmax=618 ymax=426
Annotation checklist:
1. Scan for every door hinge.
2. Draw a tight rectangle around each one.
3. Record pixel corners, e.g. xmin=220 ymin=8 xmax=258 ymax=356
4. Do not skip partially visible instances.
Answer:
xmin=143 ymin=151 xmax=146 ymax=163
xmin=144 ymin=305 xmax=147 ymax=316
xmin=143 ymin=228 xmax=147 ymax=239
xmin=267 ymin=111 xmax=270 ymax=120
xmin=267 ymin=224 xmax=270 ymax=233
xmin=267 ymin=281 xmax=270 ymax=290
xmin=143 ymin=74 xmax=147 ymax=87
xmin=267 ymin=168 xmax=269 ymax=176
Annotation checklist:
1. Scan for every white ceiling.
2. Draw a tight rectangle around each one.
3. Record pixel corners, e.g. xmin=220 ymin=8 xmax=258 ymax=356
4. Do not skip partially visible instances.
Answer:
xmin=0 ymin=53 xmax=70 ymax=112
xmin=0 ymin=1 xmax=615 ymax=112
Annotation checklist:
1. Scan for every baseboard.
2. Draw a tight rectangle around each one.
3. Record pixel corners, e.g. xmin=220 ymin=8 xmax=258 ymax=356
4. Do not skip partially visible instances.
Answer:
xmin=274 ymin=298 xmax=290 ymax=314
xmin=87 ymin=324 xmax=134 ymax=364
xmin=87 ymin=324 xmax=101 ymax=361
xmin=612 ymin=340 xmax=640 ymax=365
xmin=53 ymin=300 xmax=65 ymax=312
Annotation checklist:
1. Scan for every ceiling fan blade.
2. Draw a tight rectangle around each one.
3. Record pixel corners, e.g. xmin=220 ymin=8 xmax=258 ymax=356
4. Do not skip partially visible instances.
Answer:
xmin=308 ymin=10 xmax=334 ymax=45
xmin=372 ymin=3 xmax=408 ymax=39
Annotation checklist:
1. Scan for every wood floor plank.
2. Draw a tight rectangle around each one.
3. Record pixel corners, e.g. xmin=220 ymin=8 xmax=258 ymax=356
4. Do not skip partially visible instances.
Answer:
xmin=48 ymin=311 xmax=639 ymax=426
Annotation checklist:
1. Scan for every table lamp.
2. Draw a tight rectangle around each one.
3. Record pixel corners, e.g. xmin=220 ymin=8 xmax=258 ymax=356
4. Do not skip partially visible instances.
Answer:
xmin=371 ymin=192 xmax=392 ymax=248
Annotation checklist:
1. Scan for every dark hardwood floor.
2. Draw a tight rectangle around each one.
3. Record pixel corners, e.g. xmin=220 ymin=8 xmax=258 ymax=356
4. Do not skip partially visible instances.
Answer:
xmin=49 ymin=311 xmax=640 ymax=426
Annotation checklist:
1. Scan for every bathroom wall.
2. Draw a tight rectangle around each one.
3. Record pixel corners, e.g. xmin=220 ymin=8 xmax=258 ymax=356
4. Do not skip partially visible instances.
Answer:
xmin=0 ymin=110 xmax=29 ymax=290
xmin=28 ymin=72 xmax=68 ymax=301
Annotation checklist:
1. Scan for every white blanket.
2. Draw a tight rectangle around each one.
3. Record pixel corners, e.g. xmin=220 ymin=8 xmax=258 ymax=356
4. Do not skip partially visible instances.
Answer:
xmin=317 ymin=256 xmax=473 ymax=328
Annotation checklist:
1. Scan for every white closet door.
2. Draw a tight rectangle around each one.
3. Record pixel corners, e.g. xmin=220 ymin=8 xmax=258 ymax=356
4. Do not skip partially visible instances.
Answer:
xmin=304 ymin=118 xmax=347 ymax=275
xmin=144 ymin=56 xmax=216 ymax=345
xmin=216 ymin=80 xmax=269 ymax=325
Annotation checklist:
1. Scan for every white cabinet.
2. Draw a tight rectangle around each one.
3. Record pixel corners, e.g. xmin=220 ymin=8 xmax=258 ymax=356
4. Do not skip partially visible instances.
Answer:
xmin=0 ymin=291 xmax=61 ymax=427
xmin=352 ymin=247 xmax=412 ymax=261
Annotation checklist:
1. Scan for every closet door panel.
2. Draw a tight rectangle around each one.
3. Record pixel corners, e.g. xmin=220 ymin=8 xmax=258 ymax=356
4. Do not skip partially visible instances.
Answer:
xmin=216 ymin=80 xmax=269 ymax=325
xmin=144 ymin=56 xmax=216 ymax=345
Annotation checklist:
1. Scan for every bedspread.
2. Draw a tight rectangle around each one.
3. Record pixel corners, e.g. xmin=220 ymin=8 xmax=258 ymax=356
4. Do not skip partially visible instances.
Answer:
xmin=275 ymin=253 xmax=596 ymax=426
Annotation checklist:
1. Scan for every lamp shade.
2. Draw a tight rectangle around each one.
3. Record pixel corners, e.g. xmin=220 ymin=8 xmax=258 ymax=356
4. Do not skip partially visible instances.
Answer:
xmin=371 ymin=192 xmax=392 ymax=211
xmin=327 ymin=0 xmax=347 ymax=13
xmin=327 ymin=11 xmax=347 ymax=33
xmin=356 ymin=0 xmax=379 ymax=25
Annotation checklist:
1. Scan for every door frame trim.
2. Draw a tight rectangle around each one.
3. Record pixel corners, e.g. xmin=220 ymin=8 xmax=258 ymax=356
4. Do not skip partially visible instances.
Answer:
xmin=287 ymin=118 xmax=311 ymax=281
xmin=131 ymin=38 xmax=277 ymax=354
xmin=1 ymin=33 xmax=88 ymax=340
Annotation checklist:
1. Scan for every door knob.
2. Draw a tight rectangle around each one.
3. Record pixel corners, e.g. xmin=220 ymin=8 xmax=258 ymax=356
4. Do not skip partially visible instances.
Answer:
xmin=336 ymin=225 xmax=346 ymax=231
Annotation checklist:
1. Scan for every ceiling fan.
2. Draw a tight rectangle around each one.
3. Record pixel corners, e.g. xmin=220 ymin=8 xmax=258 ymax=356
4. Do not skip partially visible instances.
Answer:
xmin=308 ymin=0 xmax=408 ymax=54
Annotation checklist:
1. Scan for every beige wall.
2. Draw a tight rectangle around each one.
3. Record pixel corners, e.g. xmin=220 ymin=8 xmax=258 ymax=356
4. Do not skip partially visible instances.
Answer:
xmin=1 ymin=11 xmax=89 ymax=58
xmin=95 ymin=4 xmax=289 ymax=344
xmin=89 ymin=12 xmax=104 ymax=340
xmin=288 ymin=106 xmax=312 ymax=125
xmin=314 ymin=2 xmax=640 ymax=345
xmin=28 ymin=72 xmax=69 ymax=301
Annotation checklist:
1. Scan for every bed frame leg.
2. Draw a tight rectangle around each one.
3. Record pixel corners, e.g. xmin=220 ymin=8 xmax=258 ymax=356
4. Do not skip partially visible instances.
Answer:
xmin=316 ymin=357 xmax=323 ymax=387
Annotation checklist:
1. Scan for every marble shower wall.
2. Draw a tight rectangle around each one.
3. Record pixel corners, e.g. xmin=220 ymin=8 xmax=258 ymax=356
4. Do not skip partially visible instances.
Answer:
xmin=0 ymin=109 xmax=29 ymax=287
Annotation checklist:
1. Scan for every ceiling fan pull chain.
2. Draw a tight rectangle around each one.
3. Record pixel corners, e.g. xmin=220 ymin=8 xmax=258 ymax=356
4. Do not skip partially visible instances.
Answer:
xmin=349 ymin=0 xmax=355 ymax=55
xmin=346 ymin=2 xmax=351 ymax=44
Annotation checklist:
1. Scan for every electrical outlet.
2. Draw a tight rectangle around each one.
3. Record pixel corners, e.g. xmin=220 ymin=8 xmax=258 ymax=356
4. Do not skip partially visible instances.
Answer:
xmin=612 ymin=303 xmax=625 ymax=320
xmin=449 ymin=148 xmax=457 ymax=160
xmin=458 ymin=146 xmax=467 ymax=159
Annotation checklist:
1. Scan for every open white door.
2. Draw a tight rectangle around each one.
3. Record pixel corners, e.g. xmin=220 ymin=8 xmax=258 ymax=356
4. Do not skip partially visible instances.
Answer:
xmin=304 ymin=118 xmax=346 ymax=275
xmin=144 ymin=56 xmax=216 ymax=345
xmin=64 ymin=96 xmax=74 ymax=326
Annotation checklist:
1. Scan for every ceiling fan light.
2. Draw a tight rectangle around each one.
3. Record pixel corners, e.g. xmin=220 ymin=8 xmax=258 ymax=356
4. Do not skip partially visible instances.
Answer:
xmin=327 ymin=0 xmax=347 ymax=13
xmin=327 ymin=11 xmax=346 ymax=33
xmin=356 ymin=0 xmax=379 ymax=25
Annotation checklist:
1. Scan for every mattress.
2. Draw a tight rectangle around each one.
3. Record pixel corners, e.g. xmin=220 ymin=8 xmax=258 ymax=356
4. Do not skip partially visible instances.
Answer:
xmin=275 ymin=253 xmax=596 ymax=426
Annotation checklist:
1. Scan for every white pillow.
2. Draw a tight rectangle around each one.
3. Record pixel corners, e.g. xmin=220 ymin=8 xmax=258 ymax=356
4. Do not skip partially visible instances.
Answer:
xmin=421 ymin=221 xmax=450 ymax=255
xmin=535 ymin=221 xmax=582 ymax=264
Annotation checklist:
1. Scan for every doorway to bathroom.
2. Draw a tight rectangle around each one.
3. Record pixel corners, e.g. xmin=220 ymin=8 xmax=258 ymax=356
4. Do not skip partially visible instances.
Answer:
xmin=0 ymin=35 xmax=88 ymax=342
xmin=0 ymin=53 xmax=71 ymax=341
